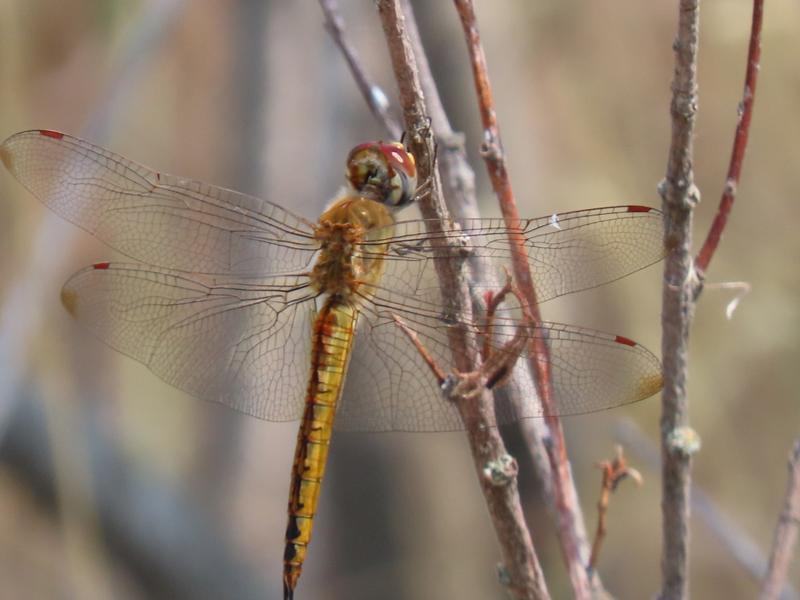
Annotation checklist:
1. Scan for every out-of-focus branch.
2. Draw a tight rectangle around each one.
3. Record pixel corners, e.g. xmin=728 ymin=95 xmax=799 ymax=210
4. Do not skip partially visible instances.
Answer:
xmin=694 ymin=0 xmax=764 ymax=277
xmin=451 ymin=1 xmax=591 ymax=597
xmin=616 ymin=420 xmax=799 ymax=599
xmin=0 ymin=392 xmax=270 ymax=599
xmin=318 ymin=0 xmax=402 ymax=140
xmin=658 ymin=0 xmax=701 ymax=597
xmin=374 ymin=2 xmax=549 ymax=598
xmin=0 ymin=0 xmax=187 ymax=440
xmin=760 ymin=440 xmax=800 ymax=600
xmin=587 ymin=446 xmax=643 ymax=576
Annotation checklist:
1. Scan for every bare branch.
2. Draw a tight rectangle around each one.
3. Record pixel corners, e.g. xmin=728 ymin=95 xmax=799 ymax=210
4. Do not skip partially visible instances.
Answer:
xmin=760 ymin=440 xmax=800 ymax=600
xmin=658 ymin=0 xmax=701 ymax=596
xmin=318 ymin=0 xmax=402 ymax=139
xmin=451 ymin=1 xmax=592 ymax=596
xmin=587 ymin=446 xmax=643 ymax=576
xmin=375 ymin=2 xmax=550 ymax=598
xmin=694 ymin=0 xmax=764 ymax=276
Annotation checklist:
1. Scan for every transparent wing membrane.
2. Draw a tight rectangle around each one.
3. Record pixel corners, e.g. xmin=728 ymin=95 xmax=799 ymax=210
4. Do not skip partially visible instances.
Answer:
xmin=62 ymin=263 xmax=317 ymax=421
xmin=1 ymin=130 xmax=319 ymax=274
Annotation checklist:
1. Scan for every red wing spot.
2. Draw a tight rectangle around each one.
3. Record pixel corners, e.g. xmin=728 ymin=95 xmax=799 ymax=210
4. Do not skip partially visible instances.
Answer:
xmin=615 ymin=335 xmax=637 ymax=347
xmin=155 ymin=172 xmax=161 ymax=182
xmin=38 ymin=130 xmax=64 ymax=140
xmin=92 ymin=262 xmax=111 ymax=270
xmin=626 ymin=205 xmax=653 ymax=213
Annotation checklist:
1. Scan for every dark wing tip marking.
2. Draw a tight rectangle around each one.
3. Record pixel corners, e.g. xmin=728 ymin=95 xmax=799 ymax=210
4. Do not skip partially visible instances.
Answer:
xmin=92 ymin=261 xmax=111 ymax=270
xmin=626 ymin=205 xmax=655 ymax=213
xmin=614 ymin=334 xmax=637 ymax=347
xmin=38 ymin=129 xmax=65 ymax=140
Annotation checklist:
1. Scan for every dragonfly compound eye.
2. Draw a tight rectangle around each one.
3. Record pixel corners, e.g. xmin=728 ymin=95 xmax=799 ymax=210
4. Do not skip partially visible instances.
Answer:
xmin=346 ymin=141 xmax=417 ymax=208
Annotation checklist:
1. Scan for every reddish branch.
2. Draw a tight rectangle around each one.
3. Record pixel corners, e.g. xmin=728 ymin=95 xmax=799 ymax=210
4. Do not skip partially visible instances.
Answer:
xmin=759 ymin=440 xmax=800 ymax=600
xmin=375 ymin=2 xmax=549 ymax=598
xmin=694 ymin=0 xmax=764 ymax=276
xmin=452 ymin=0 xmax=591 ymax=597
xmin=587 ymin=446 xmax=643 ymax=575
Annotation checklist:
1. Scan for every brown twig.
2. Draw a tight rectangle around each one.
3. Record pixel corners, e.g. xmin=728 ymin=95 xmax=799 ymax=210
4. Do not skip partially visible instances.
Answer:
xmin=375 ymin=2 xmax=549 ymax=598
xmin=317 ymin=0 xmax=403 ymax=140
xmin=660 ymin=0 xmax=765 ymax=595
xmin=398 ymin=0 xmax=560 ymax=541
xmin=451 ymin=1 xmax=591 ymax=597
xmin=658 ymin=0 xmax=701 ymax=597
xmin=587 ymin=446 xmax=643 ymax=576
xmin=694 ymin=0 xmax=764 ymax=277
xmin=760 ymin=440 xmax=800 ymax=600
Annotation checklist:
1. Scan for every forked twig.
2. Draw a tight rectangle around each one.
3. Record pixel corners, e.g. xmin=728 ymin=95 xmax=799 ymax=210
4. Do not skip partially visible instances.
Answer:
xmin=659 ymin=0 xmax=764 ymax=596
xmin=393 ymin=274 xmax=531 ymax=402
xmin=587 ymin=446 xmax=643 ymax=576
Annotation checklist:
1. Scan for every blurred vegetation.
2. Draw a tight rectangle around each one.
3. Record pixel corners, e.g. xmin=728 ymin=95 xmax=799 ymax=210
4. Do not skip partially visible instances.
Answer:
xmin=0 ymin=1 xmax=798 ymax=598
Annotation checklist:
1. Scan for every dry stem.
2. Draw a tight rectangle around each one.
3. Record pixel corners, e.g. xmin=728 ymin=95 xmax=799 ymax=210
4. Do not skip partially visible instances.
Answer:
xmin=659 ymin=0 xmax=764 ymax=596
xmin=452 ymin=0 xmax=591 ymax=596
xmin=375 ymin=1 xmax=549 ymax=598
xmin=587 ymin=446 xmax=643 ymax=575
xmin=694 ymin=0 xmax=764 ymax=277
xmin=318 ymin=0 xmax=402 ymax=140
xmin=658 ymin=0 xmax=701 ymax=597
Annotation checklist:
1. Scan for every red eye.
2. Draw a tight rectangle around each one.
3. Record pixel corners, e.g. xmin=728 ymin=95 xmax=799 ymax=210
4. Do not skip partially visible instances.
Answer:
xmin=377 ymin=143 xmax=417 ymax=180
xmin=346 ymin=141 xmax=418 ymax=208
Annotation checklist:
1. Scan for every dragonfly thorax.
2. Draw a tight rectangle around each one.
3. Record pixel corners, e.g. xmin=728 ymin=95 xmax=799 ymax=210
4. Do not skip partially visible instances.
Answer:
xmin=310 ymin=195 xmax=396 ymax=299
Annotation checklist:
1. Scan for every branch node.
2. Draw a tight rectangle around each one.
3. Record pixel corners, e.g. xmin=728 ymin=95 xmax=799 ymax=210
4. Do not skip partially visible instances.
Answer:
xmin=666 ymin=426 xmax=702 ymax=458
xmin=483 ymin=454 xmax=518 ymax=487
xmin=496 ymin=563 xmax=512 ymax=587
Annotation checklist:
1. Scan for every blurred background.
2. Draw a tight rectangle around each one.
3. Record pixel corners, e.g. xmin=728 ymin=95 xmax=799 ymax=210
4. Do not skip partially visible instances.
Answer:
xmin=0 ymin=0 xmax=798 ymax=598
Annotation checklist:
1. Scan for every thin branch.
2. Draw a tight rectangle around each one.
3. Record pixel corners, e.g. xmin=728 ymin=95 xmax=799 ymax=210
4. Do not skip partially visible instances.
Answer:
xmin=587 ymin=446 xmax=643 ymax=576
xmin=451 ymin=1 xmax=591 ymax=597
xmin=760 ymin=440 xmax=800 ymax=600
xmin=375 ymin=2 xmax=549 ymax=598
xmin=318 ymin=0 xmax=402 ymax=140
xmin=616 ymin=419 xmax=799 ymax=600
xmin=397 ymin=0 xmax=561 ymax=559
xmin=658 ymin=0 xmax=701 ymax=596
xmin=694 ymin=0 xmax=764 ymax=277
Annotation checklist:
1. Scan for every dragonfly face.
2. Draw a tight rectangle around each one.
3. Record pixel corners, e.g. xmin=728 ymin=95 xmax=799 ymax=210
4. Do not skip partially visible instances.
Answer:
xmin=345 ymin=141 xmax=417 ymax=208
xmin=0 ymin=130 xmax=665 ymax=599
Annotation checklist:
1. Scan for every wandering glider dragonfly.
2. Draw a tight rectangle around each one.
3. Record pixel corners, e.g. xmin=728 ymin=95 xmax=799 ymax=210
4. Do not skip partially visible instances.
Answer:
xmin=0 ymin=129 xmax=664 ymax=599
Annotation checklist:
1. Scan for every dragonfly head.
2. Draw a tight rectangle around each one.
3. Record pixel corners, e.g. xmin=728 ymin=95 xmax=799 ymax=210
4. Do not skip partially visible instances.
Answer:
xmin=346 ymin=141 xmax=417 ymax=209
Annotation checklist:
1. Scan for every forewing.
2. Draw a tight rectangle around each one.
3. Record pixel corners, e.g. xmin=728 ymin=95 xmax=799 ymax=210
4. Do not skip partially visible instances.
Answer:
xmin=359 ymin=205 xmax=665 ymax=306
xmin=0 ymin=130 xmax=319 ymax=275
xmin=61 ymin=263 xmax=316 ymax=421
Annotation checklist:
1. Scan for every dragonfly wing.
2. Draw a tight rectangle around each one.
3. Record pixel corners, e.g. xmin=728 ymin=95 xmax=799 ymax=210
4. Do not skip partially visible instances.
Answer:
xmin=337 ymin=208 xmax=665 ymax=432
xmin=61 ymin=262 xmax=317 ymax=421
xmin=338 ymin=306 xmax=662 ymax=432
xmin=360 ymin=205 xmax=664 ymax=305
xmin=0 ymin=130 xmax=320 ymax=275
xmin=338 ymin=307 xmax=464 ymax=432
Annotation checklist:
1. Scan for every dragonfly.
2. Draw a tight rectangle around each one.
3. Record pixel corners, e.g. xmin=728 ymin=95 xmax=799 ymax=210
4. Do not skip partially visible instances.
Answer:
xmin=0 ymin=130 xmax=664 ymax=599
